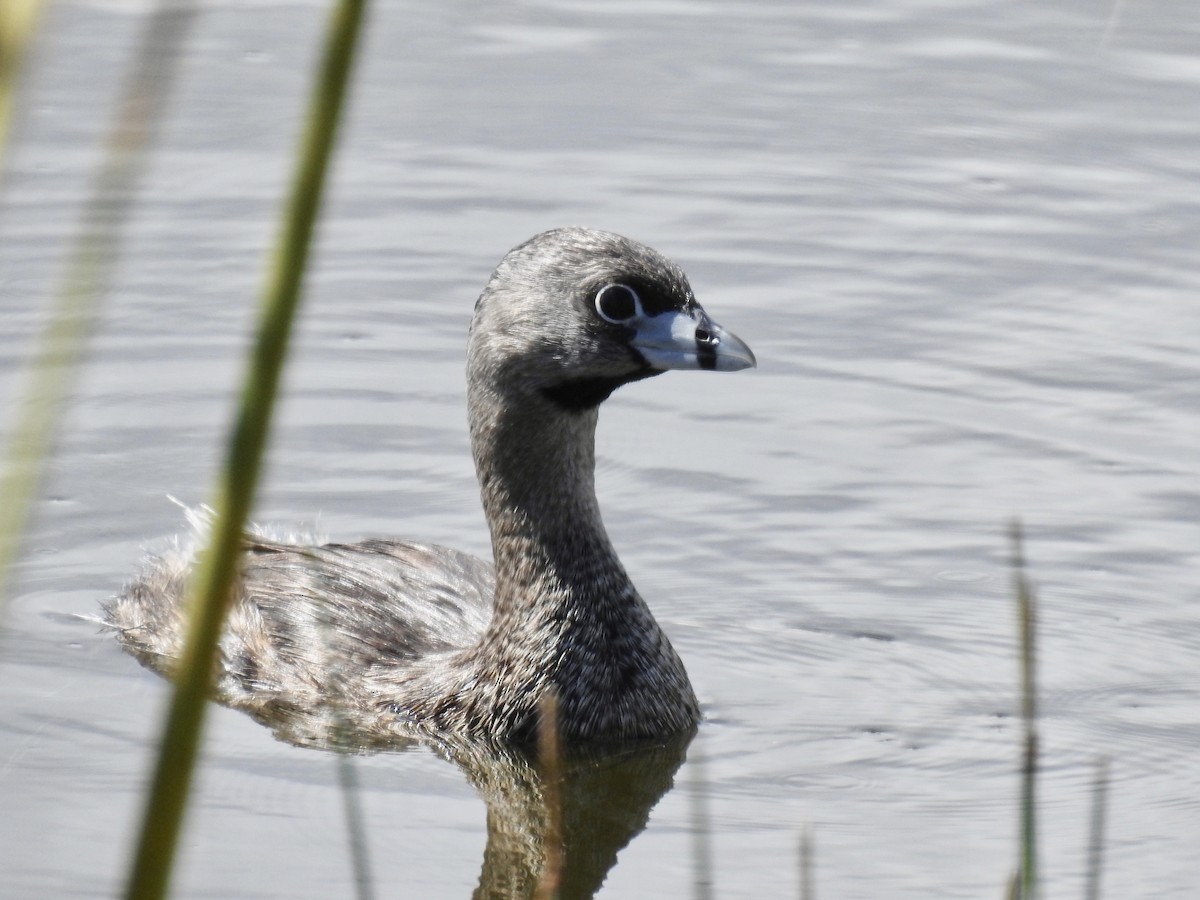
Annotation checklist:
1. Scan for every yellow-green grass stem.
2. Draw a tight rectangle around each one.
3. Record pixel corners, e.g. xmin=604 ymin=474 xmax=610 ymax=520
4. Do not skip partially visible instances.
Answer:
xmin=123 ymin=2 xmax=367 ymax=897
xmin=0 ymin=4 xmax=194 ymax=627
xmin=0 ymin=0 xmax=48 ymax=181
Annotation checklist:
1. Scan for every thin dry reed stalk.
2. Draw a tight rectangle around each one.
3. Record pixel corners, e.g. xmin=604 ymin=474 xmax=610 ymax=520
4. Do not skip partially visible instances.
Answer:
xmin=1010 ymin=520 xmax=1039 ymax=900
xmin=337 ymin=752 xmax=377 ymax=900
xmin=1084 ymin=757 xmax=1109 ymax=900
xmin=689 ymin=745 xmax=715 ymax=900
xmin=534 ymin=691 xmax=564 ymax=900
xmin=799 ymin=827 xmax=815 ymax=900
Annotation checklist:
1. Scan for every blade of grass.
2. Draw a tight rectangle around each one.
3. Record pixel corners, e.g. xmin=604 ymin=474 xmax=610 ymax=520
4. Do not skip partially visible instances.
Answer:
xmin=799 ymin=827 xmax=815 ymax=900
xmin=1010 ymin=520 xmax=1039 ymax=900
xmin=1083 ymin=757 xmax=1109 ymax=900
xmin=534 ymin=691 xmax=564 ymax=900
xmin=337 ymin=753 xmax=377 ymax=900
xmin=689 ymin=743 xmax=715 ymax=900
xmin=327 ymin=617 xmax=376 ymax=900
xmin=0 ymin=0 xmax=49 ymax=181
xmin=122 ymin=2 xmax=367 ymax=897
xmin=0 ymin=2 xmax=193 ymax=631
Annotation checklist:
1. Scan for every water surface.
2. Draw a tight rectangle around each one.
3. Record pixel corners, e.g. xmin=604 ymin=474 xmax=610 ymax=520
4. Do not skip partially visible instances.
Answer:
xmin=1 ymin=0 xmax=1197 ymax=896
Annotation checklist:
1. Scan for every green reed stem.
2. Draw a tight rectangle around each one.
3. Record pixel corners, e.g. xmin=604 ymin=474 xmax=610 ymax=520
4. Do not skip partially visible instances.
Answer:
xmin=123 ymin=2 xmax=367 ymax=897
xmin=0 ymin=0 xmax=48 ymax=181
xmin=0 ymin=3 xmax=192 ymax=631
xmin=1010 ymin=520 xmax=1038 ymax=900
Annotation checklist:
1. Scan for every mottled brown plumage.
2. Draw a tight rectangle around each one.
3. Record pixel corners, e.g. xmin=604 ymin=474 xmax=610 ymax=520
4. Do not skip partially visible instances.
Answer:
xmin=104 ymin=228 xmax=755 ymax=746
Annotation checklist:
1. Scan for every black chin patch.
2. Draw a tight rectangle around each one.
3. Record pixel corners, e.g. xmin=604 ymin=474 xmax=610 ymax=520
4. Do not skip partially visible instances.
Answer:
xmin=541 ymin=368 xmax=662 ymax=411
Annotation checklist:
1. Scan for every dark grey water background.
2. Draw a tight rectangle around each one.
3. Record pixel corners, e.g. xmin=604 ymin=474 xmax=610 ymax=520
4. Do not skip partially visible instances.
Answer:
xmin=1 ymin=0 xmax=1197 ymax=896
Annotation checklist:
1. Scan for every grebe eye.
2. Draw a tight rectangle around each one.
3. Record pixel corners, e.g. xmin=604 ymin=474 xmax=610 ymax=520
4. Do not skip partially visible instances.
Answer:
xmin=594 ymin=284 xmax=641 ymax=324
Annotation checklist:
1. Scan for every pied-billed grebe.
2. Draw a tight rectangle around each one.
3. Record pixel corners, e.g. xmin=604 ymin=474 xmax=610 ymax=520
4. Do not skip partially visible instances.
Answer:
xmin=105 ymin=228 xmax=755 ymax=745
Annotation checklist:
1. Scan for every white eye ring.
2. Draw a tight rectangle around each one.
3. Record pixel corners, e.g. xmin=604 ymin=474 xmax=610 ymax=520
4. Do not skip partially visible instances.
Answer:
xmin=594 ymin=283 xmax=643 ymax=324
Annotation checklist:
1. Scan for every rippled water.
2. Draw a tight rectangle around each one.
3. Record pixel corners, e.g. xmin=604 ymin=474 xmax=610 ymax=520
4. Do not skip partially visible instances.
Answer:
xmin=2 ymin=1 xmax=1197 ymax=897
